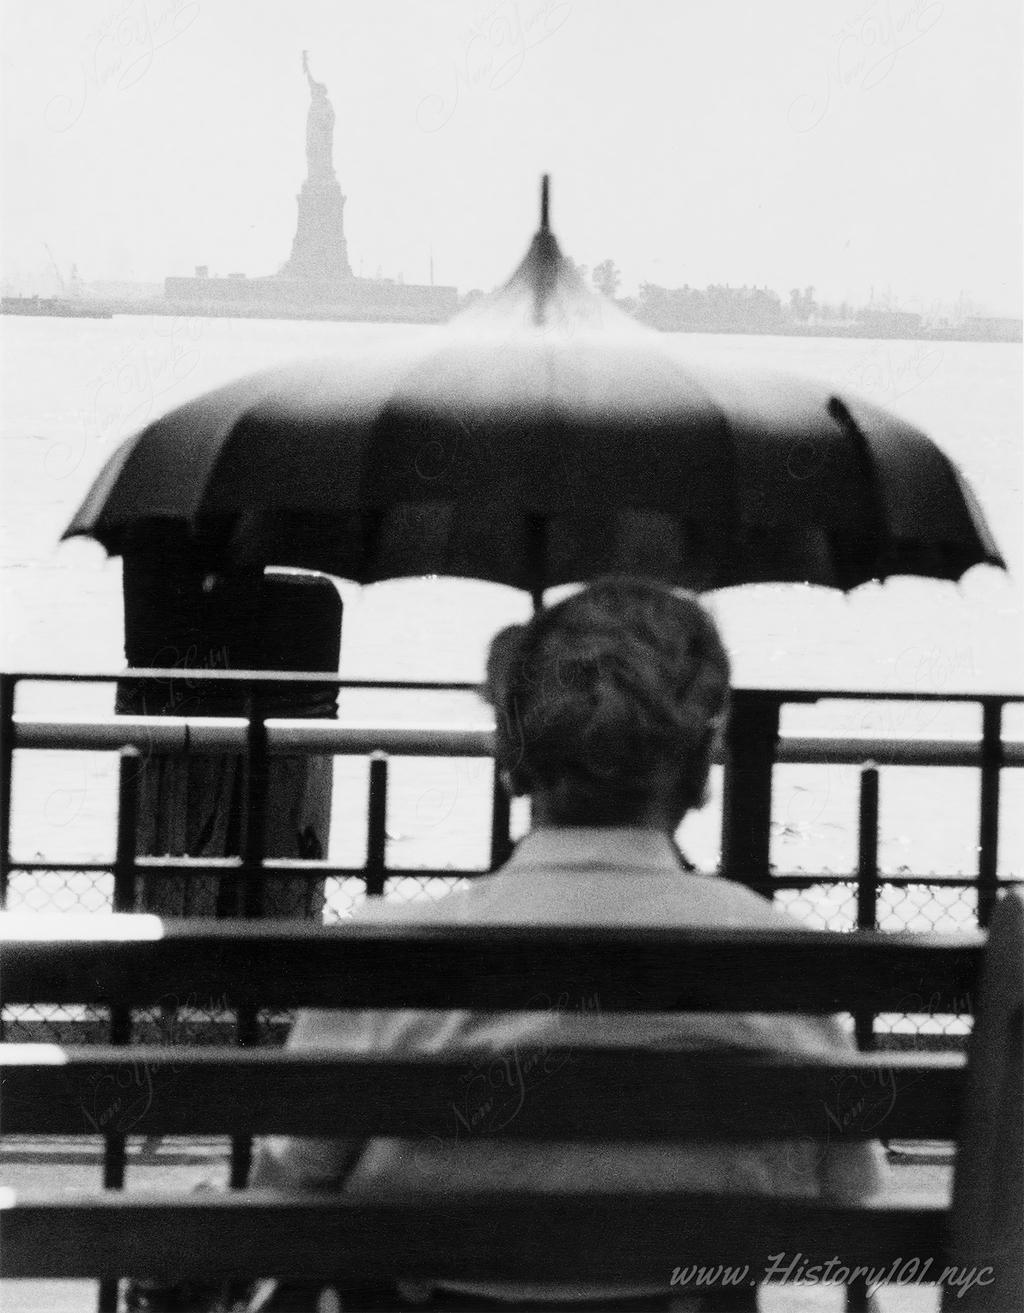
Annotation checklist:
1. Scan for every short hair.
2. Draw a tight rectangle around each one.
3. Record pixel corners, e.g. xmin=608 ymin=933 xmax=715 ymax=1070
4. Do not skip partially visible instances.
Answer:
xmin=483 ymin=577 xmax=730 ymax=824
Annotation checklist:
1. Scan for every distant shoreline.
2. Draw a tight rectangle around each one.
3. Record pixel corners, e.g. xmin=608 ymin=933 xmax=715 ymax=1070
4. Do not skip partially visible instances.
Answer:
xmin=641 ymin=320 xmax=1023 ymax=344
xmin=2 ymin=294 xmax=1021 ymax=343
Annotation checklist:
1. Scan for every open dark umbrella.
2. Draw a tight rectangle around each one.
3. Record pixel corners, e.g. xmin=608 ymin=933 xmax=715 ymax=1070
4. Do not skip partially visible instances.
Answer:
xmin=66 ymin=180 xmax=1004 ymax=604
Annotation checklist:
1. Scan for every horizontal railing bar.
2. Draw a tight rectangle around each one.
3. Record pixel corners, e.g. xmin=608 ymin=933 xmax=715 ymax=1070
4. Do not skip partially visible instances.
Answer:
xmin=0 ymin=1046 xmax=964 ymax=1140
xmin=0 ymin=1192 xmax=949 ymax=1280
xmin=12 ymin=718 xmax=495 ymax=756
xmin=266 ymin=722 xmax=490 ymax=755
xmin=1 ymin=859 xmax=475 ymax=880
xmin=779 ymin=737 xmax=1023 ymax=766
xmin=3 ymin=670 xmax=484 ymax=691
xmin=13 ymin=716 xmax=1024 ymax=766
xmin=6 ymin=670 xmax=1022 ymax=703
xmin=0 ymin=921 xmax=983 ymax=1011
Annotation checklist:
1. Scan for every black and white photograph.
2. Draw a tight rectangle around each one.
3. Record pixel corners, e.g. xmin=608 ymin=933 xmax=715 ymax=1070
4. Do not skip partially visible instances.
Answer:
xmin=1 ymin=2 xmax=1021 ymax=1311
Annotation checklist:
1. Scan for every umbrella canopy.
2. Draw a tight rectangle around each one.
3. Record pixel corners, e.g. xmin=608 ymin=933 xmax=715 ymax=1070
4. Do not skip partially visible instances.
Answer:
xmin=65 ymin=183 xmax=1004 ymax=599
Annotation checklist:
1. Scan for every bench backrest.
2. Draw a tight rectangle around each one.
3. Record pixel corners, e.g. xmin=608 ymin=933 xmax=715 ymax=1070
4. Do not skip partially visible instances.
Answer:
xmin=0 ymin=919 xmax=985 ymax=1010
xmin=943 ymin=888 xmax=1023 ymax=1311
xmin=1 ymin=901 xmax=1020 ymax=1309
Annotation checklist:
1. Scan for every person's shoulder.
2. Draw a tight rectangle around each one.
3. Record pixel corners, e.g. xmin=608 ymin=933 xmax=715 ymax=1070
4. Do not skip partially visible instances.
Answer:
xmin=672 ymin=871 xmax=810 ymax=930
xmin=349 ymin=878 xmax=503 ymax=924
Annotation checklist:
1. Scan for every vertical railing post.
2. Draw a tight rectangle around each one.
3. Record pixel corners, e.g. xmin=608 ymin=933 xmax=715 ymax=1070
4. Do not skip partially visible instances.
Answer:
xmin=112 ymin=747 xmax=141 ymax=914
xmin=846 ymin=1273 xmax=870 ymax=1311
xmin=720 ymin=691 xmax=781 ymax=887
xmin=239 ymin=679 xmax=270 ymax=920
xmin=489 ymin=768 xmax=512 ymax=871
xmin=976 ymin=700 xmax=1002 ymax=929
xmin=855 ymin=765 xmax=879 ymax=1053
xmin=365 ymin=753 xmax=388 ymax=898
xmin=228 ymin=679 xmax=266 ymax=1189
xmin=849 ymin=763 xmax=879 ymax=1313
xmin=228 ymin=992 xmax=260 ymax=1190
xmin=98 ymin=748 xmax=140 ymax=1313
xmin=0 ymin=674 xmax=15 ymax=909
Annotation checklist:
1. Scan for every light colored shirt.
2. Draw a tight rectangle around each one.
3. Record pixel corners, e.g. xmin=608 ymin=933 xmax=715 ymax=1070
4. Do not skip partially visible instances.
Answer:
xmin=251 ymin=827 xmax=886 ymax=1299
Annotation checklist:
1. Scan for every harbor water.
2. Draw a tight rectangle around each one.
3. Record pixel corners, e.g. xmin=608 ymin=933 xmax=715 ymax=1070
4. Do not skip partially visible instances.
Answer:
xmin=1 ymin=315 xmax=1022 ymax=927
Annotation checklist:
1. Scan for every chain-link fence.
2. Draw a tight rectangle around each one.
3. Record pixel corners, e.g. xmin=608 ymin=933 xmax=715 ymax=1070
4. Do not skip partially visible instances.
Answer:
xmin=776 ymin=880 xmax=981 ymax=1050
xmin=0 ymin=875 xmax=998 ymax=1051
xmin=3 ymin=678 xmax=1021 ymax=1050
xmin=1 ymin=872 xmax=478 ymax=1046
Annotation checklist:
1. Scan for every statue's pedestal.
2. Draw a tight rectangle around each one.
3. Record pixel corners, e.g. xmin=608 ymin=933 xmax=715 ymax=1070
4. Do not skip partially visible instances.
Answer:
xmin=284 ymin=173 xmax=351 ymax=280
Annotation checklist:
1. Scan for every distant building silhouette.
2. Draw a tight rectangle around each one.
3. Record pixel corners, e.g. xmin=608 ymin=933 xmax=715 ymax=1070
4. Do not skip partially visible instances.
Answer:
xmin=627 ymin=278 xmax=1021 ymax=341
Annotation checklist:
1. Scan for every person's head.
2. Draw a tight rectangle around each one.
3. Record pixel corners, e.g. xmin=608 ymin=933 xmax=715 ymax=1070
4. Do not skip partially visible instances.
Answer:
xmin=483 ymin=577 xmax=730 ymax=831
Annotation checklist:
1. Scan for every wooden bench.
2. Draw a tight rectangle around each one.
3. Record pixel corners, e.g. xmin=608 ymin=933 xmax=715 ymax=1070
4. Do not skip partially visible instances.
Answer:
xmin=1 ymin=897 xmax=1021 ymax=1312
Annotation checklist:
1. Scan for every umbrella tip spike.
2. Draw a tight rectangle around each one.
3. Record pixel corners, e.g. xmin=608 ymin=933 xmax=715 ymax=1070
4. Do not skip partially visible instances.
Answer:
xmin=540 ymin=174 xmax=550 ymax=231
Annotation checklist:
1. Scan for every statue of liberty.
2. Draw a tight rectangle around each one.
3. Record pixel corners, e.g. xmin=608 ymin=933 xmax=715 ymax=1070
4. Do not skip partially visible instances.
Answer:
xmin=302 ymin=51 xmax=335 ymax=179
xmin=283 ymin=51 xmax=351 ymax=279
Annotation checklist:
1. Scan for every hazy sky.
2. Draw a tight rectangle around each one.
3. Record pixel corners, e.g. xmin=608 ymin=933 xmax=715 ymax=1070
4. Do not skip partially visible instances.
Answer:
xmin=2 ymin=0 xmax=1021 ymax=312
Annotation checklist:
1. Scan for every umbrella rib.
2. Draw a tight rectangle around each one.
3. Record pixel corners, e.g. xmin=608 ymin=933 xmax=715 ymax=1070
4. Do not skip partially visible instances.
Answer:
xmin=826 ymin=396 xmax=891 ymax=585
xmin=637 ymin=349 xmax=744 ymax=587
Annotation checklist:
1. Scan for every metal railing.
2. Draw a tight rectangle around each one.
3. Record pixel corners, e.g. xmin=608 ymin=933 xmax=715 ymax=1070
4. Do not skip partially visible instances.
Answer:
xmin=1 ymin=671 xmax=1022 ymax=931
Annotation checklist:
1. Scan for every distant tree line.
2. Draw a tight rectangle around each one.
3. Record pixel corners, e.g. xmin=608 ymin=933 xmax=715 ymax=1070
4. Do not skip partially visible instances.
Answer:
xmin=633 ymin=281 xmax=789 ymax=330
xmin=459 ymin=261 xmax=1019 ymax=339
xmin=575 ymin=261 xmax=900 ymax=330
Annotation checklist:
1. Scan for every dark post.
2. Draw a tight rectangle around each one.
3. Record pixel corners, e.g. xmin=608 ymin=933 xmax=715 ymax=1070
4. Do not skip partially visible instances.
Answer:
xmin=489 ymin=770 xmax=513 ymax=871
xmin=118 ymin=543 xmax=341 ymax=919
xmin=720 ymin=691 xmax=781 ymax=887
xmin=0 ymin=673 xmax=15 ymax=909
xmin=0 ymin=677 xmax=11 ymax=1048
xmin=851 ymin=762 xmax=882 ymax=1313
xmin=250 ymin=571 xmax=342 ymax=916
xmin=228 ymin=992 xmax=260 ymax=1190
xmin=856 ymin=766 xmax=880 ymax=929
xmin=365 ymin=754 xmax=388 ymax=898
xmin=99 ymin=749 xmax=139 ymax=1313
xmin=236 ymin=683 xmax=270 ymax=919
xmin=227 ymin=684 xmax=267 ymax=1187
xmin=976 ymin=700 xmax=1003 ymax=930
xmin=855 ymin=765 xmax=880 ymax=1052
xmin=112 ymin=748 xmax=141 ymax=914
